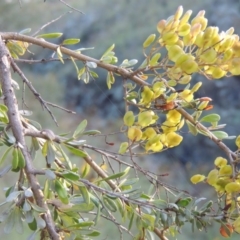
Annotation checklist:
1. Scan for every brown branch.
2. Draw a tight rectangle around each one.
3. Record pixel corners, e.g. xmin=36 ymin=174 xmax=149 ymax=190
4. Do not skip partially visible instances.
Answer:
xmin=0 ymin=36 xmax=60 ymax=240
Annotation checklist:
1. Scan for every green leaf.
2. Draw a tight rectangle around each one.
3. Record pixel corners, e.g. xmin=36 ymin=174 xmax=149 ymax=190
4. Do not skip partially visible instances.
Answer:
xmin=79 ymin=186 xmax=90 ymax=205
xmin=68 ymin=221 xmax=94 ymax=229
xmin=200 ymin=114 xmax=221 ymax=123
xmin=36 ymin=32 xmax=63 ymax=39
xmin=19 ymin=28 xmax=31 ymax=34
xmin=128 ymin=212 xmax=134 ymax=230
xmin=70 ymin=56 xmax=79 ymax=75
xmin=106 ymin=71 xmax=115 ymax=89
xmin=4 ymin=209 xmax=14 ymax=234
xmin=11 ymin=148 xmax=19 ymax=170
xmin=86 ymin=61 xmax=97 ymax=68
xmin=73 ymin=119 xmax=87 ymax=138
xmin=57 ymin=46 xmax=64 ymax=64
xmin=55 ymin=179 xmax=69 ymax=204
xmin=78 ymin=67 xmax=86 ymax=80
xmin=17 ymin=148 xmax=25 ymax=169
xmin=47 ymin=141 xmax=55 ymax=164
xmin=28 ymin=219 xmax=37 ymax=231
xmin=36 ymin=215 xmax=46 ymax=229
xmin=100 ymin=166 xmax=130 ymax=182
xmin=82 ymin=129 xmax=101 ymax=135
xmin=6 ymin=191 xmax=22 ymax=202
xmin=65 ymin=144 xmax=87 ymax=158
xmin=211 ymin=131 xmax=228 ymax=140
xmin=45 ymin=169 xmax=56 ymax=180
xmin=176 ymin=197 xmax=192 ymax=207
xmin=103 ymin=196 xmax=118 ymax=212
xmin=186 ymin=120 xmax=198 ymax=136
xmin=87 ymin=230 xmax=101 ymax=237
xmin=101 ymin=44 xmax=115 ymax=59
xmin=61 ymin=203 xmax=94 ymax=212
xmin=62 ymin=38 xmax=80 ymax=45
xmin=57 ymin=145 xmax=72 ymax=169
xmin=61 ymin=171 xmax=79 ymax=181
xmin=29 ymin=202 xmax=46 ymax=213
xmin=14 ymin=207 xmax=23 ymax=234
xmin=0 ymin=145 xmax=13 ymax=167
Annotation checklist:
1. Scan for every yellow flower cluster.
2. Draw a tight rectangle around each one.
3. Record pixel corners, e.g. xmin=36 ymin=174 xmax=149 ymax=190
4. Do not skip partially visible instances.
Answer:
xmin=158 ymin=6 xmax=240 ymax=79
xmin=122 ymin=107 xmax=183 ymax=153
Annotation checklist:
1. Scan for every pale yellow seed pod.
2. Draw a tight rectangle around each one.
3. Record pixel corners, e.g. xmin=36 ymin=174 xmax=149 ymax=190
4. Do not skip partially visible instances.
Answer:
xmin=179 ymin=10 xmax=192 ymax=27
xmin=180 ymin=59 xmax=198 ymax=74
xmin=178 ymin=23 xmax=191 ymax=36
xmin=199 ymin=48 xmax=217 ymax=64
xmin=190 ymin=23 xmax=202 ymax=37
xmin=230 ymin=58 xmax=240 ymax=75
xmin=183 ymin=33 xmax=196 ymax=46
xmin=174 ymin=6 xmax=183 ymax=20
xmin=211 ymin=67 xmax=226 ymax=79
xmin=157 ymin=19 xmax=166 ymax=34
xmin=127 ymin=127 xmax=142 ymax=141
xmin=226 ymin=27 xmax=234 ymax=35
xmin=194 ymin=31 xmax=204 ymax=47
xmin=198 ymin=101 xmax=209 ymax=110
xmin=160 ymin=32 xmax=179 ymax=45
xmin=191 ymin=82 xmax=202 ymax=93
xmin=167 ymin=45 xmax=184 ymax=62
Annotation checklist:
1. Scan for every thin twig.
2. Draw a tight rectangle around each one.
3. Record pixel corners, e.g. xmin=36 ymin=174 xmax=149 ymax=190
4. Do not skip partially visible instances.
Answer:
xmin=10 ymin=58 xmax=59 ymax=125
xmin=32 ymin=11 xmax=72 ymax=37
xmin=15 ymin=57 xmax=71 ymax=64
xmin=45 ymin=101 xmax=76 ymax=114
xmin=59 ymin=0 xmax=84 ymax=14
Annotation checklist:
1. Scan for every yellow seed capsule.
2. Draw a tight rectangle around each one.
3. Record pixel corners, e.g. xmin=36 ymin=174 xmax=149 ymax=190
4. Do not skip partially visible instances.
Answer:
xmin=180 ymin=59 xmax=198 ymax=74
xmin=179 ymin=10 xmax=192 ymax=27
xmin=226 ymin=27 xmax=235 ymax=35
xmin=157 ymin=19 xmax=166 ymax=34
xmin=143 ymin=34 xmax=156 ymax=48
xmin=123 ymin=111 xmax=135 ymax=127
xmin=165 ymin=132 xmax=183 ymax=148
xmin=207 ymin=169 xmax=219 ymax=186
xmin=229 ymin=58 xmax=240 ymax=75
xmin=174 ymin=5 xmax=183 ymax=20
xmin=167 ymin=45 xmax=184 ymax=62
xmin=225 ymin=182 xmax=240 ymax=193
xmin=166 ymin=109 xmax=182 ymax=123
xmin=127 ymin=127 xmax=142 ymax=141
xmin=178 ymin=23 xmax=191 ymax=36
xmin=198 ymin=101 xmax=209 ymax=110
xmin=191 ymin=174 xmax=205 ymax=184
xmin=236 ymin=135 xmax=240 ymax=148
xmin=178 ymin=75 xmax=191 ymax=84
xmin=200 ymin=48 xmax=217 ymax=64
xmin=178 ymin=89 xmax=194 ymax=102
xmin=142 ymin=127 xmax=157 ymax=140
xmin=138 ymin=111 xmax=154 ymax=127
xmin=211 ymin=67 xmax=226 ymax=79
xmin=190 ymin=23 xmax=202 ymax=37
xmin=191 ymin=82 xmax=202 ymax=93
xmin=183 ymin=33 xmax=196 ymax=46
xmin=161 ymin=32 xmax=179 ymax=45
xmin=219 ymin=165 xmax=232 ymax=175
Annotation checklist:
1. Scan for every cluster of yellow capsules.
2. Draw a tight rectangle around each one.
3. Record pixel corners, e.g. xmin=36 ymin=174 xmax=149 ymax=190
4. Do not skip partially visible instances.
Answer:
xmin=158 ymin=6 xmax=240 ymax=78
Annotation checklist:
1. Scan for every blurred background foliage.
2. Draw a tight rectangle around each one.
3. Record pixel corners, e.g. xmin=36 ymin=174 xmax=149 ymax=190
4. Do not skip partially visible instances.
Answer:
xmin=1 ymin=0 xmax=240 ymax=239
